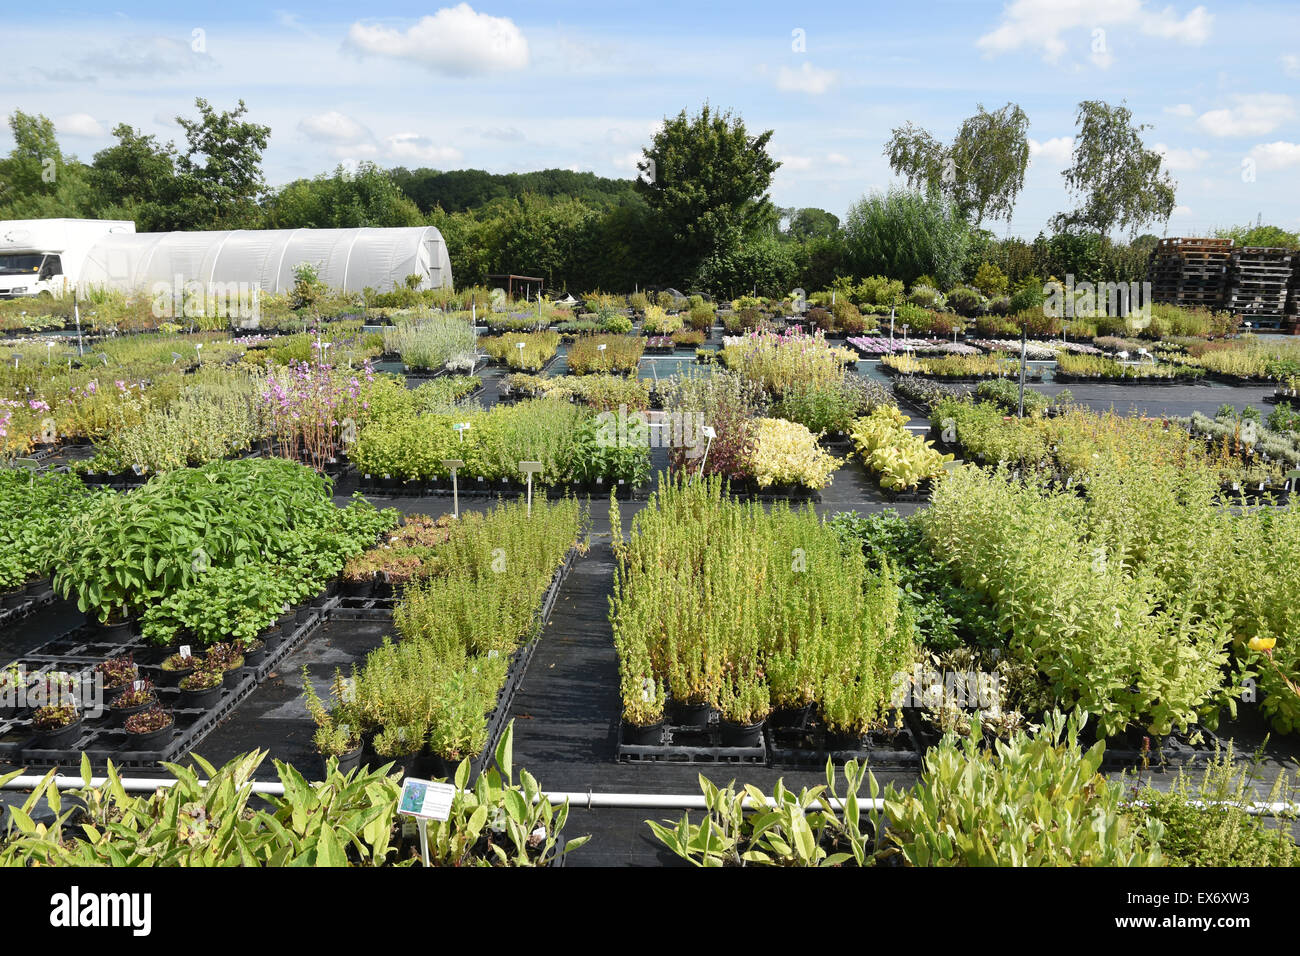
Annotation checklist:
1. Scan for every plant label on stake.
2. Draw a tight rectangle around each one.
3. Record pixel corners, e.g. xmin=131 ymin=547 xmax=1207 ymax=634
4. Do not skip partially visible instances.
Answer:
xmin=453 ymin=422 xmax=470 ymax=444
xmin=397 ymin=777 xmax=456 ymax=867
xmin=442 ymin=459 xmax=464 ymax=518
xmin=518 ymin=461 xmax=543 ymax=516
xmin=179 ymin=645 xmax=192 ymax=659
xmin=698 ymin=426 xmax=717 ymax=479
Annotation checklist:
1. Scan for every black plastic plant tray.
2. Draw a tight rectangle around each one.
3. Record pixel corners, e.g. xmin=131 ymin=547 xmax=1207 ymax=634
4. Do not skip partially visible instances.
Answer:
xmin=0 ymin=601 xmax=334 ymax=770
xmin=616 ymin=720 xmax=767 ymax=765
xmin=766 ymin=723 xmax=922 ymax=770
xmin=0 ymin=582 xmax=57 ymax=631
xmin=358 ymin=474 xmax=648 ymax=500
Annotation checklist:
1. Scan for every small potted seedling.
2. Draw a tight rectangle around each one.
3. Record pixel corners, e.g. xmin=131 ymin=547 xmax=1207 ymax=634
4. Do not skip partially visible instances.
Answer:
xmin=31 ymin=703 xmax=82 ymax=748
xmin=124 ymin=706 xmax=174 ymax=749
xmin=178 ymin=666 xmax=224 ymax=709
xmin=108 ymin=677 xmax=157 ymax=726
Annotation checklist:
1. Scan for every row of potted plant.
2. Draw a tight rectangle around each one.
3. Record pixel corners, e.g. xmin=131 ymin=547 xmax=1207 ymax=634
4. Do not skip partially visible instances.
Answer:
xmin=478 ymin=331 xmax=560 ymax=371
xmin=350 ymin=397 xmax=651 ymax=486
xmin=610 ymin=475 xmax=917 ymax=748
xmin=305 ymin=498 xmax=585 ymax=772
xmin=848 ymin=406 xmax=955 ymax=492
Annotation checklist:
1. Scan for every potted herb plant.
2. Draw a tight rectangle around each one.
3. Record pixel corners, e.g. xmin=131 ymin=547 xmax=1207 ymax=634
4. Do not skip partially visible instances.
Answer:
xmin=717 ymin=672 xmax=769 ymax=748
xmin=619 ymin=657 xmax=666 ymax=746
xmin=123 ymin=706 xmax=174 ymax=748
xmin=1 ymin=664 xmax=29 ymax=718
xmin=31 ymin=703 xmax=82 ymax=748
xmin=373 ymin=723 xmax=425 ymax=777
xmin=95 ymin=655 xmax=138 ymax=702
xmin=108 ymin=678 xmax=158 ymax=726
xmin=158 ymin=650 xmax=201 ymax=686
xmin=205 ymin=643 xmax=245 ymax=689
xmin=178 ymin=666 xmax=223 ymax=709
xmin=302 ymin=666 xmax=363 ymax=774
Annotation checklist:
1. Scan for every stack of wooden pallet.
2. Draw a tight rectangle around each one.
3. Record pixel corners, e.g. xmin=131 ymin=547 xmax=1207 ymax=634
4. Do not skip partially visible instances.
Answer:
xmin=1226 ymin=247 xmax=1294 ymax=329
xmin=1287 ymin=256 xmax=1300 ymax=333
xmin=1146 ymin=237 xmax=1232 ymax=309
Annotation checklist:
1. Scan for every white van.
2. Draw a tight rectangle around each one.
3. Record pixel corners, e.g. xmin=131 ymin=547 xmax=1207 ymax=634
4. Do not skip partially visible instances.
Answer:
xmin=0 ymin=218 xmax=136 ymax=299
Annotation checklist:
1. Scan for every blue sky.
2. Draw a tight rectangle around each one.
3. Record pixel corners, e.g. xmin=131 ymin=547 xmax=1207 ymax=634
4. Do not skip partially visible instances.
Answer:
xmin=2 ymin=1 xmax=1298 ymax=238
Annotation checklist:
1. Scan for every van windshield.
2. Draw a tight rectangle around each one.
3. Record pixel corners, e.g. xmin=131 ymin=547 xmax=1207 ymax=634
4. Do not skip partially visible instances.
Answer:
xmin=0 ymin=254 xmax=44 ymax=275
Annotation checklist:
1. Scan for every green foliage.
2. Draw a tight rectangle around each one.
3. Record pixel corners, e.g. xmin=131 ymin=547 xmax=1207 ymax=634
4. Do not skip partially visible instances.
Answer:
xmin=0 ymin=470 xmax=96 ymax=592
xmin=971 ymin=262 xmax=1009 ymax=298
xmin=649 ymin=760 xmax=878 ymax=867
xmin=884 ymin=102 xmax=1030 ymax=226
xmin=830 ymin=509 xmax=1000 ymax=652
xmin=0 ymin=752 xmax=402 ymax=867
xmin=922 ymin=465 xmax=1234 ymax=736
xmin=880 ymin=712 xmax=1164 ymax=866
xmin=1052 ymin=101 xmax=1176 ymax=239
xmin=419 ymin=723 xmax=589 ymax=866
xmin=50 ymin=458 xmax=394 ymax=626
xmin=611 ymin=475 xmax=916 ymax=730
xmin=1127 ymin=749 xmax=1298 ymax=866
xmin=843 ymin=188 xmax=971 ymax=288
xmin=355 ymin=499 xmax=584 ymax=760
xmin=635 ymin=104 xmax=780 ymax=289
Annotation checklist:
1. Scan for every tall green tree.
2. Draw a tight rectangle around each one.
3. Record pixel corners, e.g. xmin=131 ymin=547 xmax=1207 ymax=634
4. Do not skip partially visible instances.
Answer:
xmin=885 ymin=102 xmax=1030 ymax=226
xmin=87 ymin=125 xmax=180 ymax=230
xmin=264 ymin=162 xmax=424 ymax=229
xmin=173 ymin=98 xmax=270 ymax=229
xmin=0 ymin=111 xmax=91 ymax=219
xmin=1051 ymin=100 xmax=1176 ymax=240
xmin=784 ymin=207 xmax=840 ymax=241
xmin=635 ymin=104 xmax=780 ymax=285
xmin=844 ymin=188 xmax=971 ymax=289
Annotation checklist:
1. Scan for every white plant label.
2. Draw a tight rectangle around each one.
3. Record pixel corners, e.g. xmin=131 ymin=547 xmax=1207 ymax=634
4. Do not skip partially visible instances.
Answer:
xmin=398 ymin=779 xmax=456 ymax=821
xmin=179 ymin=645 xmax=191 ymax=659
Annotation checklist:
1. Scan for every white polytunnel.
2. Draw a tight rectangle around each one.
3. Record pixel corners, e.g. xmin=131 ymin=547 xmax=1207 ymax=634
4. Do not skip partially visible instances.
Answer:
xmin=77 ymin=226 xmax=453 ymax=294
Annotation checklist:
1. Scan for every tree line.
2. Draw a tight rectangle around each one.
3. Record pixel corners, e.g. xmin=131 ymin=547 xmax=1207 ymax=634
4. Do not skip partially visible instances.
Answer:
xmin=2 ymin=98 xmax=1294 ymax=298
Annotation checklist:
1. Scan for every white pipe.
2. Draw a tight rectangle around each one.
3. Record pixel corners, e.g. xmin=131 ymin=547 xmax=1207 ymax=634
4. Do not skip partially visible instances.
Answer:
xmin=3 ymin=776 xmax=1298 ymax=817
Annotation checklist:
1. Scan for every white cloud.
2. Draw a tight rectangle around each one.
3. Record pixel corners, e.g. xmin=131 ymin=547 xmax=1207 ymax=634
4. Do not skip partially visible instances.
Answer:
xmin=1247 ymin=141 xmax=1300 ymax=171
xmin=85 ymin=34 xmax=214 ymax=76
xmin=384 ymin=132 xmax=462 ymax=163
xmin=1029 ymin=136 xmax=1074 ymax=165
xmin=826 ymin=152 xmax=851 ymax=165
xmin=777 ymin=155 xmax=814 ymax=171
xmin=1196 ymin=94 xmax=1296 ymax=137
xmin=1283 ymin=54 xmax=1300 ymax=78
xmin=612 ymin=151 xmax=644 ymax=173
xmin=330 ymin=143 xmax=379 ymax=160
xmin=1165 ymin=103 xmax=1196 ymax=118
xmin=977 ymin=0 xmax=1212 ymax=66
xmin=346 ymin=4 xmax=529 ymax=76
xmin=56 ymin=113 xmax=105 ymax=138
xmin=776 ymin=62 xmax=835 ymax=94
xmin=298 ymin=111 xmax=371 ymax=144
xmin=1154 ymin=142 xmax=1209 ymax=171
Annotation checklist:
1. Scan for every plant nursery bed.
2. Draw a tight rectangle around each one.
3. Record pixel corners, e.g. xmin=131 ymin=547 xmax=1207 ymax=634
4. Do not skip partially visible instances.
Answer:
xmin=616 ymin=719 xmax=767 ymax=765
xmin=0 ymin=601 xmax=334 ymax=770
xmin=328 ymin=547 xmax=575 ymax=782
